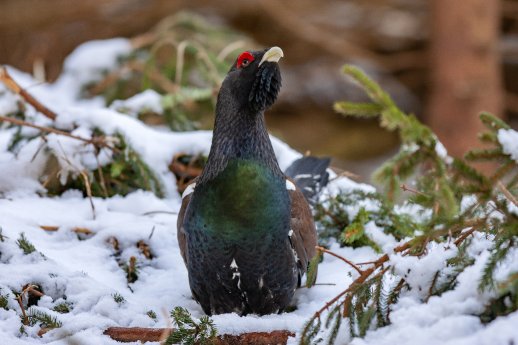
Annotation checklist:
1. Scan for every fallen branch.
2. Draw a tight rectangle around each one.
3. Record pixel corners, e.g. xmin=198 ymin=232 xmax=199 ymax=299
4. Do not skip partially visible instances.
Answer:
xmin=104 ymin=327 xmax=295 ymax=344
xmin=0 ymin=66 xmax=57 ymax=120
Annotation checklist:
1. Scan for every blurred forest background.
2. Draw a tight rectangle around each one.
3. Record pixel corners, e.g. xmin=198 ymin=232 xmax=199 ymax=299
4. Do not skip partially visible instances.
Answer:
xmin=0 ymin=0 xmax=513 ymax=178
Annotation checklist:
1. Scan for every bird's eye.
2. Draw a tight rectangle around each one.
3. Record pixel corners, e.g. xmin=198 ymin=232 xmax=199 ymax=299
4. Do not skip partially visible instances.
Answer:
xmin=237 ymin=51 xmax=255 ymax=69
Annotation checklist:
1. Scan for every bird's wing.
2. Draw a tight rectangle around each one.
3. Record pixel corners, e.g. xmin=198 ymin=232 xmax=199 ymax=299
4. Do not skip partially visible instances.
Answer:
xmin=177 ymin=179 xmax=198 ymax=265
xmin=288 ymin=177 xmax=318 ymax=285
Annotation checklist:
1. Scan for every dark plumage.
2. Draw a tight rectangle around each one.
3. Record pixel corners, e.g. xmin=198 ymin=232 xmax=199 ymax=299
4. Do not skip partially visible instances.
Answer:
xmin=177 ymin=47 xmax=328 ymax=315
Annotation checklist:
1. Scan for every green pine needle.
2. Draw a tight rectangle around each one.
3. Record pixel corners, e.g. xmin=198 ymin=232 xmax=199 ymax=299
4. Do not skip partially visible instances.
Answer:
xmin=112 ymin=293 xmax=126 ymax=305
xmin=0 ymin=293 xmax=9 ymax=310
xmin=16 ymin=233 xmax=36 ymax=255
xmin=165 ymin=307 xmax=217 ymax=345
xmin=27 ymin=309 xmax=62 ymax=329
xmin=334 ymin=101 xmax=382 ymax=118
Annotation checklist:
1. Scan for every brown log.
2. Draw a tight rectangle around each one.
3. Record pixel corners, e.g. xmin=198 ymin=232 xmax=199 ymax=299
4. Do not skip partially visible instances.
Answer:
xmin=427 ymin=0 xmax=503 ymax=157
xmin=104 ymin=327 xmax=295 ymax=344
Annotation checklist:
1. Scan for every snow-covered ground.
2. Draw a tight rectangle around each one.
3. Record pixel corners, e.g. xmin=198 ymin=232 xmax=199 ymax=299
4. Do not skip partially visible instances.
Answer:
xmin=0 ymin=39 xmax=517 ymax=344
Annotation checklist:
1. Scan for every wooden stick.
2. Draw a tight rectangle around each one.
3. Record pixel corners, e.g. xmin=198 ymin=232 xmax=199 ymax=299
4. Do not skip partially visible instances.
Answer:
xmin=0 ymin=66 xmax=57 ymax=120
xmin=103 ymin=327 xmax=295 ymax=344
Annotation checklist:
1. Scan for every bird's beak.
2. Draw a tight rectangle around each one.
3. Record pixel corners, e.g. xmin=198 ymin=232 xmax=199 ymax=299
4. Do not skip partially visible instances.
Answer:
xmin=259 ymin=46 xmax=284 ymax=66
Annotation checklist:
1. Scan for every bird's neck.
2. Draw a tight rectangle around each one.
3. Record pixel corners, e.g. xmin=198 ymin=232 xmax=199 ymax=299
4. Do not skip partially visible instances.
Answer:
xmin=199 ymin=93 xmax=282 ymax=183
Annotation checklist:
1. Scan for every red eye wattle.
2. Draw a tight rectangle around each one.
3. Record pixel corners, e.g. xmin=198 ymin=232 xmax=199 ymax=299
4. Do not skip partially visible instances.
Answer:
xmin=237 ymin=51 xmax=255 ymax=69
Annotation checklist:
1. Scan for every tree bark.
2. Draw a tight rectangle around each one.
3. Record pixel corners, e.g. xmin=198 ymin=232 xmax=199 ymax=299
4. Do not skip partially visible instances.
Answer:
xmin=428 ymin=0 xmax=503 ymax=157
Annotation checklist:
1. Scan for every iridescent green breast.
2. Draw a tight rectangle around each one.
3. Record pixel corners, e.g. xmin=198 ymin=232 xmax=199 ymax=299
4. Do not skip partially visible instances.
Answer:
xmin=187 ymin=159 xmax=290 ymax=241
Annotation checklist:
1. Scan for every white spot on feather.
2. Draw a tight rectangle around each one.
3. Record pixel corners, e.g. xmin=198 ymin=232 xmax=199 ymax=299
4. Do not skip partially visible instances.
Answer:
xmin=294 ymin=173 xmax=312 ymax=179
xmin=181 ymin=183 xmax=196 ymax=199
xmin=292 ymin=247 xmax=299 ymax=262
xmin=286 ymin=180 xmax=296 ymax=191
xmin=288 ymin=229 xmax=294 ymax=237
xmin=230 ymin=258 xmax=241 ymax=289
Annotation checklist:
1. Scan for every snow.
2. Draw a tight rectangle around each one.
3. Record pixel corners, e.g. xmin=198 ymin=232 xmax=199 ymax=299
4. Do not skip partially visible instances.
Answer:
xmin=58 ymin=38 xmax=132 ymax=97
xmin=435 ymin=140 xmax=453 ymax=164
xmin=0 ymin=38 xmax=517 ymax=345
xmin=110 ymin=89 xmax=164 ymax=117
xmin=498 ymin=128 xmax=518 ymax=164
xmin=286 ymin=179 xmax=297 ymax=191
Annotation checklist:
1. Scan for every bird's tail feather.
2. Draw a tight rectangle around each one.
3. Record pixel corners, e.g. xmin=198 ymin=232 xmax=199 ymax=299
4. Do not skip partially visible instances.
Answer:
xmin=285 ymin=156 xmax=331 ymax=204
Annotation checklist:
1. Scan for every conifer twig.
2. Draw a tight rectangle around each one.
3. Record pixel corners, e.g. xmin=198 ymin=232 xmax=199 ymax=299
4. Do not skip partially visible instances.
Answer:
xmin=0 ymin=66 xmax=57 ymax=120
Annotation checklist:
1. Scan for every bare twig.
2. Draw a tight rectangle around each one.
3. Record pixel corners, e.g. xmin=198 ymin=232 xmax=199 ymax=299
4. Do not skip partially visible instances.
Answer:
xmin=400 ymin=184 xmax=429 ymax=197
xmin=425 ymin=271 xmax=440 ymax=303
xmin=79 ymin=170 xmax=96 ymax=219
xmin=16 ymin=284 xmax=43 ymax=326
xmin=95 ymin=154 xmax=109 ymax=198
xmin=498 ymin=180 xmax=518 ymax=208
xmin=16 ymin=293 xmax=28 ymax=326
xmin=141 ymin=210 xmax=178 ymax=216
xmin=355 ymin=260 xmax=381 ymax=266
xmin=329 ymin=169 xmax=361 ymax=182
xmin=0 ymin=66 xmax=57 ymax=120
xmin=454 ymin=227 xmax=478 ymax=246
xmin=316 ymin=246 xmax=363 ymax=275
xmin=0 ymin=116 xmax=116 ymax=152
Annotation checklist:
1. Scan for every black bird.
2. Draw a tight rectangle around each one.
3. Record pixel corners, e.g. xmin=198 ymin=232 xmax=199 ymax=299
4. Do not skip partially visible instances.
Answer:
xmin=177 ymin=47 xmax=329 ymax=315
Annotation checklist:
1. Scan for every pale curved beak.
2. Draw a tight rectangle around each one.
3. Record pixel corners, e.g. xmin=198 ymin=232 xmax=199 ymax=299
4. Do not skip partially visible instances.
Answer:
xmin=259 ymin=46 xmax=284 ymax=66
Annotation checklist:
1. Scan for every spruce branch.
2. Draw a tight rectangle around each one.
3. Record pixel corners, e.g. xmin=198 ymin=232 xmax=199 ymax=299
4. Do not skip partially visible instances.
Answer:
xmin=300 ymin=242 xmax=409 ymax=344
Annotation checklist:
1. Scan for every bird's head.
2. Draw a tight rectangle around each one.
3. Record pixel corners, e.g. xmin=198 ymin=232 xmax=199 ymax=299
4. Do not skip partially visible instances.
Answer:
xmin=221 ymin=46 xmax=283 ymax=113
